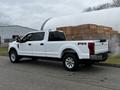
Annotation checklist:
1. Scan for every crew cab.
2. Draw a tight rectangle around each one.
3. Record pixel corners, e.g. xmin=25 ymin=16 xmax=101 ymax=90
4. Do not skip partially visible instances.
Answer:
xmin=8 ymin=31 xmax=109 ymax=71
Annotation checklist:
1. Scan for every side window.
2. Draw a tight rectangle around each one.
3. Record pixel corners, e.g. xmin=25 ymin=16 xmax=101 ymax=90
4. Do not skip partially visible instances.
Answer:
xmin=48 ymin=32 xmax=66 ymax=41
xmin=22 ymin=32 xmax=44 ymax=42
xmin=22 ymin=33 xmax=32 ymax=42
xmin=30 ymin=32 xmax=44 ymax=41
xmin=48 ymin=32 xmax=54 ymax=41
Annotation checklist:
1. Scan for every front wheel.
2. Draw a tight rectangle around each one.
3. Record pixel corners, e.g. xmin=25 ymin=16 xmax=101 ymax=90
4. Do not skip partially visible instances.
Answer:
xmin=63 ymin=53 xmax=79 ymax=71
xmin=9 ymin=50 xmax=19 ymax=63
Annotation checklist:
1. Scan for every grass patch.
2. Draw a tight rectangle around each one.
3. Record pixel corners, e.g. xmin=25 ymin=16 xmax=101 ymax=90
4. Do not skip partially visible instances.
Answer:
xmin=0 ymin=47 xmax=8 ymax=56
xmin=105 ymin=55 xmax=120 ymax=64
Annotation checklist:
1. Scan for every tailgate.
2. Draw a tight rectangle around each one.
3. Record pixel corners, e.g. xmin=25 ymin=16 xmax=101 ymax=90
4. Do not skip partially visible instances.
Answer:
xmin=94 ymin=40 xmax=108 ymax=54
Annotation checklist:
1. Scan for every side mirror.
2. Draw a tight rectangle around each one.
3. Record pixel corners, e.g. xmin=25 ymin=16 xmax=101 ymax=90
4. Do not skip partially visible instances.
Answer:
xmin=15 ymin=36 xmax=21 ymax=42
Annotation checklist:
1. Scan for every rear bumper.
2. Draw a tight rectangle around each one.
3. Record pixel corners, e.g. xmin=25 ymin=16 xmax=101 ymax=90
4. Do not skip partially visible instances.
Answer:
xmin=90 ymin=52 xmax=108 ymax=62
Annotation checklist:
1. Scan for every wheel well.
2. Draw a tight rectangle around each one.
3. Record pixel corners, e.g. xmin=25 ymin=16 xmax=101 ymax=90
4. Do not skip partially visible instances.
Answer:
xmin=9 ymin=48 xmax=17 ymax=54
xmin=61 ymin=48 xmax=78 ymax=58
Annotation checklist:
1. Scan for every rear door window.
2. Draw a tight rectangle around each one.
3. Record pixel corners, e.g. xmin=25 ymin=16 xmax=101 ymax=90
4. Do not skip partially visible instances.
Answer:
xmin=48 ymin=32 xmax=66 ymax=41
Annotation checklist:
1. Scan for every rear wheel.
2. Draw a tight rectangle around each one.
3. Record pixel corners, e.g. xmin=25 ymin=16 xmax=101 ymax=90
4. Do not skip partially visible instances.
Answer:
xmin=9 ymin=50 xmax=19 ymax=63
xmin=63 ymin=53 xmax=79 ymax=71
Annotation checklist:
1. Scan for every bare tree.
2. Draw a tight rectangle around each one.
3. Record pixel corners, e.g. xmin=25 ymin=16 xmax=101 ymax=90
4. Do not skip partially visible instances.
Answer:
xmin=83 ymin=0 xmax=120 ymax=12
xmin=83 ymin=7 xmax=93 ymax=12
xmin=113 ymin=0 xmax=120 ymax=7
xmin=83 ymin=3 xmax=112 ymax=12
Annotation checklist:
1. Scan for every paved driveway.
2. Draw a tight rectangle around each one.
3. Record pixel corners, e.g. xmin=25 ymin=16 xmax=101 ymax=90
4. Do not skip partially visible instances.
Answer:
xmin=0 ymin=56 xmax=120 ymax=90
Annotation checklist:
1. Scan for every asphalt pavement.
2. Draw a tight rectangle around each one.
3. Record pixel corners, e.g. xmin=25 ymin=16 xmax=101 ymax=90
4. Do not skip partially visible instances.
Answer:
xmin=0 ymin=56 xmax=120 ymax=90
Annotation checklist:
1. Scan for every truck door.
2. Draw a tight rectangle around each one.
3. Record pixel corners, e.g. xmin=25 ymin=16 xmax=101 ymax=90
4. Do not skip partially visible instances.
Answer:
xmin=18 ymin=33 xmax=33 ymax=56
xmin=18 ymin=32 xmax=45 ymax=57
xmin=45 ymin=31 xmax=66 ymax=58
xmin=29 ymin=32 xmax=45 ymax=57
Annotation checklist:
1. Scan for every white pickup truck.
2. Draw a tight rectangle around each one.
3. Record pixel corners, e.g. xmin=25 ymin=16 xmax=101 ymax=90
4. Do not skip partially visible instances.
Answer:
xmin=8 ymin=31 xmax=109 ymax=71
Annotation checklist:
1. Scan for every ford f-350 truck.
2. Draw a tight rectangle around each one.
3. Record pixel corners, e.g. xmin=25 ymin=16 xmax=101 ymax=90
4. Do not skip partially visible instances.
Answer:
xmin=8 ymin=31 xmax=109 ymax=71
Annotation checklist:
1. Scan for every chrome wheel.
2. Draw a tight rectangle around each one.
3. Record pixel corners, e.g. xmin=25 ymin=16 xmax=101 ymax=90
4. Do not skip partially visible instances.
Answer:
xmin=65 ymin=57 xmax=75 ymax=69
xmin=9 ymin=50 xmax=19 ymax=63
xmin=63 ymin=53 xmax=79 ymax=71
xmin=10 ymin=53 xmax=16 ymax=62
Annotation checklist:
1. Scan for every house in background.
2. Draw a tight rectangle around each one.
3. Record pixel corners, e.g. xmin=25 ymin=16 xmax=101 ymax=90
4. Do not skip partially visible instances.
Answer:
xmin=0 ymin=25 xmax=38 ymax=43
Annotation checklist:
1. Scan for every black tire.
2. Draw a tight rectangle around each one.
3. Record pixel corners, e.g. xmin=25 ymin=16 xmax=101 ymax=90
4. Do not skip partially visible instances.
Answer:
xmin=62 ymin=53 xmax=79 ymax=71
xmin=9 ymin=50 xmax=19 ymax=63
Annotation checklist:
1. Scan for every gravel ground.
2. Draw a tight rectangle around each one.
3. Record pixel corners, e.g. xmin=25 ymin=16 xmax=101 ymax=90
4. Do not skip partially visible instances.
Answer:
xmin=0 ymin=56 xmax=120 ymax=90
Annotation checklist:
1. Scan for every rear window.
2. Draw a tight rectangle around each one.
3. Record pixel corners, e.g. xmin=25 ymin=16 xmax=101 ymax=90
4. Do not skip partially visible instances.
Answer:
xmin=48 ymin=31 xmax=66 ymax=41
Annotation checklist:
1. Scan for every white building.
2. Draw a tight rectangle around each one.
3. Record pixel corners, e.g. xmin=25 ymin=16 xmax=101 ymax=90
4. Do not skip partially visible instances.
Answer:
xmin=45 ymin=7 xmax=120 ymax=33
xmin=0 ymin=25 xmax=38 ymax=43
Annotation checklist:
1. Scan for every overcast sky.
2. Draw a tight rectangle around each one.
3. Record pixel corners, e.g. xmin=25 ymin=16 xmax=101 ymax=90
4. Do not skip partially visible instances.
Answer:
xmin=0 ymin=0 xmax=112 ymax=29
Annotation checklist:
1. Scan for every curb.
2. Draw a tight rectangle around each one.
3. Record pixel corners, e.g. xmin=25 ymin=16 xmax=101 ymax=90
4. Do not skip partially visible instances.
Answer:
xmin=95 ymin=63 xmax=120 ymax=68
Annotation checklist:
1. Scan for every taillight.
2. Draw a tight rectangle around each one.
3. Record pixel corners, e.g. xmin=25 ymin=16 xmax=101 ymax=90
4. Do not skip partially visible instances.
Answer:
xmin=88 ymin=43 xmax=95 ymax=55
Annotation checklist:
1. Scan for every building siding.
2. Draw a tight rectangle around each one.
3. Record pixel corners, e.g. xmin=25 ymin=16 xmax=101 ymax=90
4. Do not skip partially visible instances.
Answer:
xmin=0 ymin=25 xmax=38 ymax=43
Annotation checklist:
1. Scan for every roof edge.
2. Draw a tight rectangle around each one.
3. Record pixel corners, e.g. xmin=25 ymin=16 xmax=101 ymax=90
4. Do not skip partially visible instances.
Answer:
xmin=0 ymin=25 xmax=38 ymax=31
